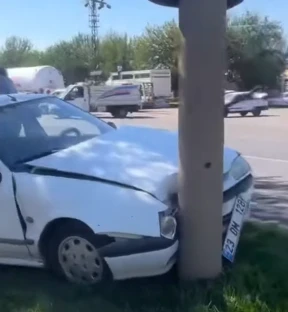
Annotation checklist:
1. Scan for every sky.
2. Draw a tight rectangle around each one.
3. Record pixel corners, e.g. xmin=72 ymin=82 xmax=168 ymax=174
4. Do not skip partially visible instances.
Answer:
xmin=0 ymin=0 xmax=288 ymax=50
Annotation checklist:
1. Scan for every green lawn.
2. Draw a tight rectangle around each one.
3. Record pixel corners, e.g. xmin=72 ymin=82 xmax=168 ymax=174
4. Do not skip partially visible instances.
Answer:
xmin=1 ymin=222 xmax=288 ymax=312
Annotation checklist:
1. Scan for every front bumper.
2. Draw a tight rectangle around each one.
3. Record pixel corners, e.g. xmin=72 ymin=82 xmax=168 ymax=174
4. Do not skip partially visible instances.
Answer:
xmin=101 ymin=174 xmax=253 ymax=281
xmin=100 ymin=236 xmax=178 ymax=280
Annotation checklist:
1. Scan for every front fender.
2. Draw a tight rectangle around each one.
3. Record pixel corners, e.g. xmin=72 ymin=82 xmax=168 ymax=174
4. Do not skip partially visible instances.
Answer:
xmin=14 ymin=173 xmax=166 ymax=243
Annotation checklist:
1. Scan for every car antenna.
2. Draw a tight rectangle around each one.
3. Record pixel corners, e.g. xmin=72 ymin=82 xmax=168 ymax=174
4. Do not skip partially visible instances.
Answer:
xmin=6 ymin=94 xmax=17 ymax=102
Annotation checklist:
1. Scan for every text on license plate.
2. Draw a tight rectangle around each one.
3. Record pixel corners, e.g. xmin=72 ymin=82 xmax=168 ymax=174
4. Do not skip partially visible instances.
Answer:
xmin=223 ymin=196 xmax=249 ymax=262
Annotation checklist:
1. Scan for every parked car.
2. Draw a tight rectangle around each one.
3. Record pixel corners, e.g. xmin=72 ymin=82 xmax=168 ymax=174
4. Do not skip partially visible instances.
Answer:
xmin=224 ymin=89 xmax=268 ymax=117
xmin=0 ymin=93 xmax=253 ymax=285
xmin=267 ymin=92 xmax=288 ymax=107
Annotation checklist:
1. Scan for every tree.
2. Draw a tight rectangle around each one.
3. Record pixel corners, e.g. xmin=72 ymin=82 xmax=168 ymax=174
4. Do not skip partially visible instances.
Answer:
xmin=0 ymin=36 xmax=41 ymax=67
xmin=100 ymin=31 xmax=135 ymax=75
xmin=41 ymin=34 xmax=95 ymax=84
xmin=133 ymin=20 xmax=181 ymax=94
xmin=0 ymin=12 xmax=285 ymax=90
xmin=227 ymin=12 xmax=286 ymax=89
xmin=42 ymin=32 xmax=135 ymax=84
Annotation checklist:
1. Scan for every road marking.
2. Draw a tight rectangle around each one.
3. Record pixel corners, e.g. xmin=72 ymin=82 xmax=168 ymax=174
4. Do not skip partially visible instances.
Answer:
xmin=244 ymin=155 xmax=288 ymax=164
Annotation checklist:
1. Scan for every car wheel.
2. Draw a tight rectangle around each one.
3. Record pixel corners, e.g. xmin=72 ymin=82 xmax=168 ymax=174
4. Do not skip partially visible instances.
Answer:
xmin=252 ymin=108 xmax=261 ymax=117
xmin=111 ymin=108 xmax=128 ymax=118
xmin=240 ymin=112 xmax=248 ymax=117
xmin=45 ymin=222 xmax=111 ymax=285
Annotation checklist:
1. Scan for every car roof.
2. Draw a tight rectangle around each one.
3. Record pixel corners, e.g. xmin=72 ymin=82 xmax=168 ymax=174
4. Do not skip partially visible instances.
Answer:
xmin=0 ymin=93 xmax=50 ymax=108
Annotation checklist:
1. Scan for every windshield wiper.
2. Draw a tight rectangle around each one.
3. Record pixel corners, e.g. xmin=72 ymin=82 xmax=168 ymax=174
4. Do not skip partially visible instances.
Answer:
xmin=14 ymin=149 xmax=61 ymax=164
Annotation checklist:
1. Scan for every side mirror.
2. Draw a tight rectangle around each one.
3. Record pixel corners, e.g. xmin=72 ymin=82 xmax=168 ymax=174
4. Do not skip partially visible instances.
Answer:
xmin=107 ymin=121 xmax=117 ymax=129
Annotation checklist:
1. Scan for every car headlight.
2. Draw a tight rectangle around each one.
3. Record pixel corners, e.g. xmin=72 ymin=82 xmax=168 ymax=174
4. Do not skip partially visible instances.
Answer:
xmin=159 ymin=214 xmax=177 ymax=240
xmin=230 ymin=155 xmax=251 ymax=180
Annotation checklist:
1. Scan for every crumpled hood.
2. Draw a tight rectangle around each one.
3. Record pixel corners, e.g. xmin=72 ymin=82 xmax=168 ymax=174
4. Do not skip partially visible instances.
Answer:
xmin=27 ymin=126 xmax=239 ymax=201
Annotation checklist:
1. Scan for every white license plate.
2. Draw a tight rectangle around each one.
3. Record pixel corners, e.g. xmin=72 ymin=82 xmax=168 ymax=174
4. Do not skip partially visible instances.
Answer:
xmin=222 ymin=196 xmax=249 ymax=262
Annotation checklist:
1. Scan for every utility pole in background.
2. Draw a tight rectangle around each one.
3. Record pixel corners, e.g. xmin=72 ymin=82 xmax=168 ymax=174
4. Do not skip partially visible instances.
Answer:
xmin=84 ymin=0 xmax=111 ymax=68
xmin=148 ymin=0 xmax=243 ymax=280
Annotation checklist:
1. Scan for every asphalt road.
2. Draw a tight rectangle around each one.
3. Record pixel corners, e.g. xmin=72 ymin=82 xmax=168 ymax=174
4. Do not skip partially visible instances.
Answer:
xmin=98 ymin=108 xmax=288 ymax=226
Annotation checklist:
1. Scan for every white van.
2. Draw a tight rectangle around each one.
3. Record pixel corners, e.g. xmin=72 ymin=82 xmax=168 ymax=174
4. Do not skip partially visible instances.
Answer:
xmin=105 ymin=69 xmax=172 ymax=98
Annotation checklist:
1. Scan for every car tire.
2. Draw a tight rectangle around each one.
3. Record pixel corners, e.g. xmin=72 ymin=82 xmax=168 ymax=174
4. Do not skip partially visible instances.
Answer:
xmin=44 ymin=222 xmax=112 ymax=285
xmin=240 ymin=112 xmax=248 ymax=117
xmin=111 ymin=108 xmax=128 ymax=118
xmin=252 ymin=108 xmax=261 ymax=117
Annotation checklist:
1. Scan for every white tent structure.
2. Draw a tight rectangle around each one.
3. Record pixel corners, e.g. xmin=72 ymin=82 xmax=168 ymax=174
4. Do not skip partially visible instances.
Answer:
xmin=7 ymin=66 xmax=65 ymax=93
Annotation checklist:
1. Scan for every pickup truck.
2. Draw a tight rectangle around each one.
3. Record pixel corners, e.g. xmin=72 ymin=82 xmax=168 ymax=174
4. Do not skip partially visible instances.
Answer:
xmin=55 ymin=82 xmax=142 ymax=118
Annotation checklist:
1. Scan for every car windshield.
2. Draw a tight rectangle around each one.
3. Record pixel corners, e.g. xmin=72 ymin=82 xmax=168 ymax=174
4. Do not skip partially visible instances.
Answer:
xmin=224 ymin=92 xmax=238 ymax=105
xmin=0 ymin=96 xmax=114 ymax=168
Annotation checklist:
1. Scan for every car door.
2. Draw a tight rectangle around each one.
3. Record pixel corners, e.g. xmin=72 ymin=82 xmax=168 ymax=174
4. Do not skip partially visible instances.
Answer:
xmin=65 ymin=86 xmax=87 ymax=110
xmin=227 ymin=94 xmax=247 ymax=112
xmin=0 ymin=160 xmax=31 ymax=259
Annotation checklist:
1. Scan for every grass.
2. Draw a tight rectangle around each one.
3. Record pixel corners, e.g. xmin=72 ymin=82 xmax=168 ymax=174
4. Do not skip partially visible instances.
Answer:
xmin=0 ymin=222 xmax=288 ymax=312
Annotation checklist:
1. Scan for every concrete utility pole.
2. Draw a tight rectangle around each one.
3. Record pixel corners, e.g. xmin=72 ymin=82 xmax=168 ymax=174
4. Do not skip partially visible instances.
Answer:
xmin=148 ymin=0 xmax=243 ymax=280
xmin=177 ymin=0 xmax=226 ymax=280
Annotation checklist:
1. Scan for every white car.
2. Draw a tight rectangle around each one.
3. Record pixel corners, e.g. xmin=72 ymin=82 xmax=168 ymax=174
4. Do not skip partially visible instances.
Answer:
xmin=0 ymin=93 xmax=253 ymax=285
xmin=268 ymin=93 xmax=288 ymax=107
xmin=224 ymin=90 xmax=268 ymax=117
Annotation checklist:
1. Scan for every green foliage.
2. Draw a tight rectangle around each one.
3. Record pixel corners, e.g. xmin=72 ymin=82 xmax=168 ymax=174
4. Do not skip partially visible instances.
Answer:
xmin=0 ymin=12 xmax=286 ymax=91
xmin=226 ymin=12 xmax=286 ymax=89
xmin=133 ymin=20 xmax=180 ymax=70
xmin=100 ymin=31 xmax=134 ymax=75
xmin=0 ymin=36 xmax=42 ymax=67
xmin=40 ymin=34 xmax=95 ymax=85
xmin=133 ymin=20 xmax=181 ymax=93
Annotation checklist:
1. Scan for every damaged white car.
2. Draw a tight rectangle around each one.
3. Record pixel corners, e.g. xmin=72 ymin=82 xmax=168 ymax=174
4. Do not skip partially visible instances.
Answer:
xmin=0 ymin=93 xmax=253 ymax=285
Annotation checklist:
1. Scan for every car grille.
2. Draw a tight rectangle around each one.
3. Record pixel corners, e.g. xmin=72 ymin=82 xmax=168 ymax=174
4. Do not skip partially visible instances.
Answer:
xmin=169 ymin=174 xmax=253 ymax=230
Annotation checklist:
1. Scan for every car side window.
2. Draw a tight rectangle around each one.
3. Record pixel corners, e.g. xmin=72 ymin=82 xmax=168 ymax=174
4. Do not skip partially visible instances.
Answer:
xmin=235 ymin=94 xmax=247 ymax=102
xmin=71 ymin=87 xmax=84 ymax=99
xmin=35 ymin=101 xmax=102 ymax=137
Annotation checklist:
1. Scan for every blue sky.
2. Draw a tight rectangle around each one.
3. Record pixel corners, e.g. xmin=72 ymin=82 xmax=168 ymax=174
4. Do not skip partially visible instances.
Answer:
xmin=0 ymin=0 xmax=287 ymax=50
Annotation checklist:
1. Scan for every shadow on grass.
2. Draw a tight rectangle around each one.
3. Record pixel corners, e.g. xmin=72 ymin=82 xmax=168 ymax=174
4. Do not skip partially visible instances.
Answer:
xmin=0 ymin=263 xmax=227 ymax=312
xmin=251 ymin=176 xmax=288 ymax=226
xmin=0 ymin=223 xmax=288 ymax=311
